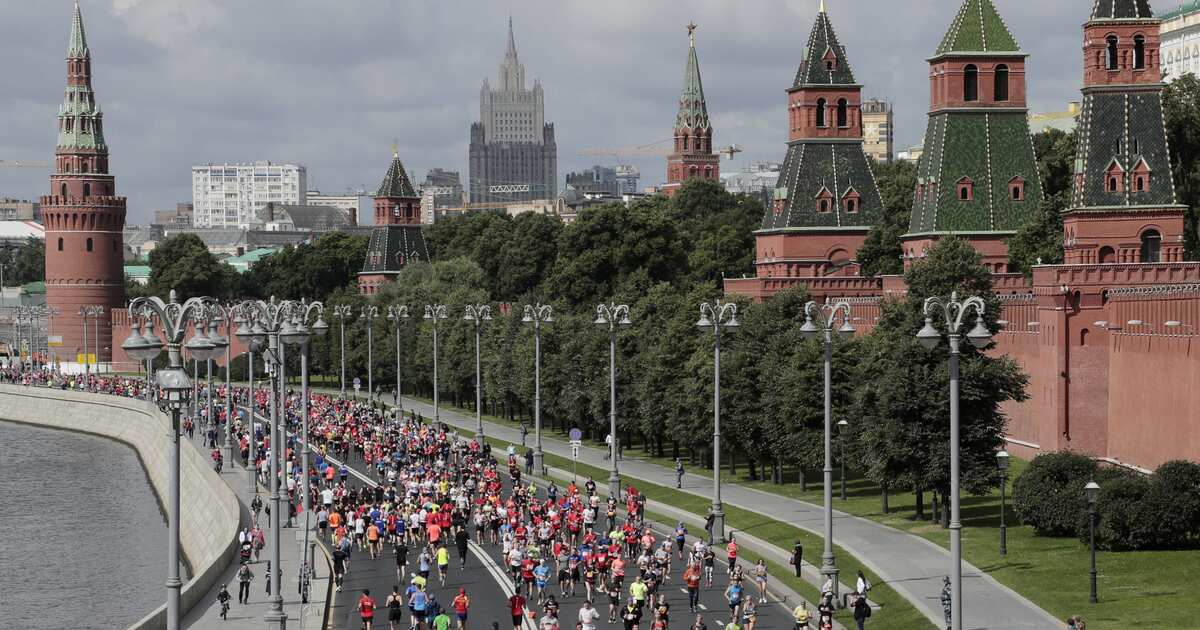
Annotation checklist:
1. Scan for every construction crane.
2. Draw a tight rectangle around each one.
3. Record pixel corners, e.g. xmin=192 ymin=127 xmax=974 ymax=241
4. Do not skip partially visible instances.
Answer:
xmin=579 ymin=138 xmax=674 ymax=159
xmin=0 ymin=160 xmax=51 ymax=168
xmin=719 ymin=145 xmax=743 ymax=160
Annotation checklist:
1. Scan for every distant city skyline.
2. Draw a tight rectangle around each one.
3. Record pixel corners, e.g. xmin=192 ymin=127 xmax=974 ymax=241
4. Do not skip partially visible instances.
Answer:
xmin=0 ymin=1 xmax=1116 ymax=222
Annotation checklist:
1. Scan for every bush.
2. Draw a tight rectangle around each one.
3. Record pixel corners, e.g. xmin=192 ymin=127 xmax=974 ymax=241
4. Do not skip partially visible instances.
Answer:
xmin=1081 ymin=468 xmax=1151 ymax=550
xmin=1013 ymin=451 xmax=1098 ymax=536
xmin=1148 ymin=460 xmax=1200 ymax=545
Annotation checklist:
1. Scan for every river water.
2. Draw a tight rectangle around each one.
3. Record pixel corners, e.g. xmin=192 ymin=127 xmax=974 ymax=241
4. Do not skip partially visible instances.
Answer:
xmin=0 ymin=420 xmax=171 ymax=629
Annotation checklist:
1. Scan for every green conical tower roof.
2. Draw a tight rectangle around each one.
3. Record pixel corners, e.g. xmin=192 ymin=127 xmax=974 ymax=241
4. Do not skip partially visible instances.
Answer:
xmin=676 ymin=24 xmax=710 ymax=130
xmin=1090 ymin=0 xmax=1155 ymax=20
xmin=793 ymin=2 xmax=857 ymax=87
xmin=67 ymin=0 xmax=89 ymax=59
xmin=935 ymin=0 xmax=1022 ymax=56
xmin=376 ymin=151 xmax=417 ymax=198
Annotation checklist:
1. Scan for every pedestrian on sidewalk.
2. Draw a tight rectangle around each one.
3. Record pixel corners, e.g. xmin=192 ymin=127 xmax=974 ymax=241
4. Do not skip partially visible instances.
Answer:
xmin=675 ymin=459 xmax=684 ymax=489
xmin=855 ymin=570 xmax=871 ymax=603
xmin=851 ymin=592 xmax=872 ymax=630
xmin=236 ymin=562 xmax=253 ymax=604
xmin=789 ymin=542 xmax=803 ymax=578
xmin=940 ymin=577 xmax=952 ymax=630
xmin=525 ymin=448 xmax=534 ymax=475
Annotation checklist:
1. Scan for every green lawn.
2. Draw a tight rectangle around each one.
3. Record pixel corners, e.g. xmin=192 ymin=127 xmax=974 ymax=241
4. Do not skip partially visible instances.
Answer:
xmin=406 ymin=395 xmax=1200 ymax=629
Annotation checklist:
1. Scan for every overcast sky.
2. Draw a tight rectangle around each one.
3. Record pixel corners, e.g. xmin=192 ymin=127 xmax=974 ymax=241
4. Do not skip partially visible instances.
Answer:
xmin=0 ymin=0 xmax=1098 ymax=223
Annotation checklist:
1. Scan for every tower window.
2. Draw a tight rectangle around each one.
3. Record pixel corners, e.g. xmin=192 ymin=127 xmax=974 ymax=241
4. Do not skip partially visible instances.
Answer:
xmin=818 ymin=199 xmax=830 ymax=213
xmin=57 ymin=237 xmax=63 ymax=251
xmin=816 ymin=98 xmax=827 ymax=128
xmin=1109 ymin=177 xmax=1119 ymax=192
xmin=82 ymin=183 xmax=90 ymax=197
xmin=1107 ymin=36 xmax=1119 ymax=70
xmin=957 ymin=177 xmax=974 ymax=201
xmin=60 ymin=183 xmax=67 ymax=198
xmin=86 ymin=237 xmax=93 ymax=252
xmin=1136 ymin=176 xmax=1145 ymax=191
xmin=1010 ymin=176 xmax=1026 ymax=200
xmin=994 ymin=64 xmax=1010 ymax=101
xmin=1134 ymin=35 xmax=1146 ymax=70
xmin=964 ymin=65 xmax=979 ymax=102
xmin=836 ymin=99 xmax=849 ymax=128
xmin=1140 ymin=229 xmax=1162 ymax=262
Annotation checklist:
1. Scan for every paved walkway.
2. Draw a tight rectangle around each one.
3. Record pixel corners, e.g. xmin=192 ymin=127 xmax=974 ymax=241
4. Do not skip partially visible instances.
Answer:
xmin=182 ymin=449 xmax=331 ymax=629
xmin=385 ymin=394 xmax=1060 ymax=630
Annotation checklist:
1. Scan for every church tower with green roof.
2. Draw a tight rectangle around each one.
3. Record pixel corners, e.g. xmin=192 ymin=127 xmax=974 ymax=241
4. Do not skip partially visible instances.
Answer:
xmin=753 ymin=1 xmax=884 ymax=278
xmin=663 ymin=23 xmax=720 ymax=196
xmin=358 ymin=150 xmax=430 ymax=296
xmin=902 ymin=0 xmax=1043 ymax=273
xmin=1061 ymin=0 xmax=1188 ymax=263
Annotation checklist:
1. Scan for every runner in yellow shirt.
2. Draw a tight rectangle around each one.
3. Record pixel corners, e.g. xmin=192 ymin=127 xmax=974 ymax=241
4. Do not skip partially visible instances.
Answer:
xmin=437 ymin=545 xmax=451 ymax=586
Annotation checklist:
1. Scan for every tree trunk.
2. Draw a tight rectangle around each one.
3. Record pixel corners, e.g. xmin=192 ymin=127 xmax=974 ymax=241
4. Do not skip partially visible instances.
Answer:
xmin=671 ymin=441 xmax=680 ymax=460
xmin=774 ymin=459 xmax=783 ymax=485
xmin=729 ymin=451 xmax=738 ymax=477
xmin=747 ymin=458 xmax=759 ymax=481
xmin=932 ymin=491 xmax=941 ymax=524
xmin=881 ymin=485 xmax=890 ymax=514
xmin=799 ymin=467 xmax=807 ymax=493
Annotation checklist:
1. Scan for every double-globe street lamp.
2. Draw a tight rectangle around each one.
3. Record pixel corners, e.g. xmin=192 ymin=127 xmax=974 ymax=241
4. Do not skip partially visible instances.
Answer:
xmin=522 ymin=303 xmax=554 ymax=475
xmin=916 ymin=291 xmax=994 ymax=630
xmin=387 ymin=305 xmax=410 ymax=415
xmin=79 ymin=304 xmax=104 ymax=377
xmin=332 ymin=305 xmax=353 ymax=397
xmin=464 ymin=304 xmax=492 ymax=441
xmin=595 ymin=303 xmax=632 ymax=499
xmin=123 ymin=290 xmax=220 ymax=630
xmin=800 ymin=300 xmax=855 ymax=600
xmin=424 ymin=304 xmax=449 ymax=428
xmin=235 ymin=305 xmax=269 ymax=495
xmin=696 ymin=300 xmax=739 ymax=544
xmin=1086 ymin=480 xmax=1101 ymax=604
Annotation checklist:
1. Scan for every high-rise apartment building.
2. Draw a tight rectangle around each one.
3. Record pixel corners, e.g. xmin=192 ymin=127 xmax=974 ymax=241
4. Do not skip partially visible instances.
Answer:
xmin=615 ymin=166 xmax=641 ymax=194
xmin=469 ymin=19 xmax=557 ymax=204
xmin=861 ymin=99 xmax=894 ymax=163
xmin=1160 ymin=1 xmax=1200 ymax=79
xmin=192 ymin=161 xmax=306 ymax=228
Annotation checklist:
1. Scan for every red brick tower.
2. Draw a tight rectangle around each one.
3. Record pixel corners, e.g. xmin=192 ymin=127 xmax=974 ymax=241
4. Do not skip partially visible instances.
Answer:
xmin=663 ymin=23 xmax=720 ymax=196
xmin=41 ymin=0 xmax=126 ymax=368
xmin=357 ymin=151 xmax=430 ymax=295
xmin=1062 ymin=0 xmax=1188 ymax=263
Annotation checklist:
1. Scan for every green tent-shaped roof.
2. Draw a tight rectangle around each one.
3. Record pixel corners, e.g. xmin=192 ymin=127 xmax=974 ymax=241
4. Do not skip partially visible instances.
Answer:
xmin=376 ymin=152 xmax=417 ymax=198
xmin=935 ymin=0 xmax=1022 ymax=55
xmin=676 ymin=26 xmax=711 ymax=130
xmin=67 ymin=0 xmax=89 ymax=59
xmin=793 ymin=4 xmax=857 ymax=87
xmin=1090 ymin=0 xmax=1155 ymax=20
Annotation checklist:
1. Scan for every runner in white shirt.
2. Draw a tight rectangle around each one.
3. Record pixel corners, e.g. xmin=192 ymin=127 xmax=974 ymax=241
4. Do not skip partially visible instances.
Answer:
xmin=578 ymin=600 xmax=601 ymax=630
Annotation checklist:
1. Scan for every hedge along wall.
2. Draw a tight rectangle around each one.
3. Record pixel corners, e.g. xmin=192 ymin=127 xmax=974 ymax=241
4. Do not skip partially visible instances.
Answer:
xmin=0 ymin=384 xmax=240 ymax=630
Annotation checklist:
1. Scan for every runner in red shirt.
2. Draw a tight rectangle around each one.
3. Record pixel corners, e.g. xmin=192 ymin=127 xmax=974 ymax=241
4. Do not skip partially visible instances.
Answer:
xmin=508 ymin=592 xmax=527 ymax=630
xmin=359 ymin=589 xmax=377 ymax=630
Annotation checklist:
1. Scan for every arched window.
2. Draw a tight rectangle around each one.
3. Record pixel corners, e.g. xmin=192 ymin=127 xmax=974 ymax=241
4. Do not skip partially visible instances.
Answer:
xmin=1140 ymin=229 xmax=1162 ymax=262
xmin=815 ymin=98 xmax=827 ymax=128
xmin=957 ymin=177 xmax=974 ymax=201
xmin=82 ymin=183 xmax=90 ymax=197
xmin=1098 ymin=246 xmax=1115 ymax=263
xmin=818 ymin=199 xmax=830 ymax=213
xmin=60 ymin=183 xmax=67 ymax=198
xmin=57 ymin=237 xmax=64 ymax=251
xmin=1134 ymin=35 xmax=1146 ymax=70
xmin=86 ymin=237 xmax=93 ymax=252
xmin=846 ymin=199 xmax=857 ymax=213
xmin=994 ymin=64 xmax=1010 ymax=101
xmin=1107 ymin=36 xmax=1119 ymax=70
xmin=836 ymin=99 xmax=848 ymax=128
xmin=1109 ymin=176 xmax=1119 ymax=192
xmin=963 ymin=65 xmax=979 ymax=102
xmin=81 ymin=162 xmax=88 ymax=174
xmin=1136 ymin=176 xmax=1146 ymax=191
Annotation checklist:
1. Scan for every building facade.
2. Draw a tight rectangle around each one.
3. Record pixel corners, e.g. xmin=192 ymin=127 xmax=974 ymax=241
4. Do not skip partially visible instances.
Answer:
xmin=1161 ymin=0 xmax=1200 ymax=78
xmin=566 ymin=166 xmax=620 ymax=196
xmin=902 ymin=0 xmax=1043 ymax=273
xmin=469 ymin=19 xmax=557 ymax=205
xmin=420 ymin=168 xmax=465 ymax=211
xmin=41 ymin=0 xmax=126 ymax=368
xmin=152 ymin=202 xmax=193 ymax=228
xmin=754 ymin=3 xmax=883 ymax=277
xmin=359 ymin=151 xmax=430 ymax=295
xmin=0 ymin=199 xmax=41 ymax=222
xmin=615 ymin=165 xmax=641 ymax=194
xmin=861 ymin=99 xmax=894 ymax=163
xmin=663 ymin=24 xmax=720 ymax=197
xmin=192 ymin=161 xmax=307 ymax=228
xmin=306 ymin=190 xmax=360 ymax=226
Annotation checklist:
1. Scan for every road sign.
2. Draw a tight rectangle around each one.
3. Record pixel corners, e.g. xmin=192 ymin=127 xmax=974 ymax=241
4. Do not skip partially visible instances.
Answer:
xmin=353 ymin=377 xmax=361 ymax=387
xmin=569 ymin=428 xmax=583 ymax=441
xmin=569 ymin=438 xmax=583 ymax=481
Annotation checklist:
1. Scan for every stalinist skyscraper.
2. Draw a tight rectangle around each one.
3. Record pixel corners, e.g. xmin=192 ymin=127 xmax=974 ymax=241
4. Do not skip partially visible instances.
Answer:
xmin=469 ymin=19 xmax=557 ymax=204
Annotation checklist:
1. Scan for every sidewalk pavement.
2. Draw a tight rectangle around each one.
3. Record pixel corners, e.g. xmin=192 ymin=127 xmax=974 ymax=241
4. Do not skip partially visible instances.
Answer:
xmin=385 ymin=394 xmax=1061 ymax=630
xmin=182 ymin=456 xmax=331 ymax=630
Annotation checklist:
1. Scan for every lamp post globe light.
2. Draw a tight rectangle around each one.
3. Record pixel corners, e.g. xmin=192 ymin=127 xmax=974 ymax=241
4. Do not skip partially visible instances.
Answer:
xmin=1086 ymin=480 xmax=1101 ymax=604
xmin=279 ymin=300 xmax=327 ymax=575
xmin=424 ymin=305 xmax=449 ymax=427
xmin=362 ymin=305 xmax=379 ymax=405
xmin=522 ymin=303 xmax=554 ymax=475
xmin=997 ymin=450 xmax=1010 ymax=556
xmin=387 ymin=305 xmax=410 ymax=415
xmin=696 ymin=300 xmax=739 ymax=544
xmin=595 ymin=303 xmax=632 ymax=499
xmin=331 ymin=305 xmax=353 ymax=397
xmin=123 ymin=290 xmax=216 ymax=630
xmin=915 ymin=291 xmax=993 ymax=630
xmin=800 ymin=299 xmax=855 ymax=602
xmin=463 ymin=304 xmax=492 ymax=440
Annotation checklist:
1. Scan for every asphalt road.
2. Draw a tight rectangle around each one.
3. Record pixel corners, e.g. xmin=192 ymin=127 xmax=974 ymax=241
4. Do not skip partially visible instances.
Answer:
xmin=325 ymin=451 xmax=799 ymax=630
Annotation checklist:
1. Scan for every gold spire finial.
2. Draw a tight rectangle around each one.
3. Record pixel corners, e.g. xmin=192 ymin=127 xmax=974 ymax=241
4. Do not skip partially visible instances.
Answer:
xmin=392 ymin=141 xmax=398 ymax=158
xmin=687 ymin=22 xmax=697 ymax=46
xmin=819 ymin=0 xmax=827 ymax=13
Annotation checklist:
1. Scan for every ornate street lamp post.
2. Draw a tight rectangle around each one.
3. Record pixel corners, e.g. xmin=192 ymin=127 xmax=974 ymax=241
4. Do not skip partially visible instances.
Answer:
xmin=234 ymin=307 xmax=267 ymax=494
xmin=837 ymin=419 xmax=849 ymax=501
xmin=424 ymin=305 xmax=448 ymax=427
xmin=801 ymin=299 xmax=856 ymax=600
xmin=387 ymin=305 xmax=410 ymax=414
xmin=696 ymin=300 xmax=739 ymax=544
xmin=79 ymin=305 xmax=104 ymax=377
xmin=362 ymin=305 xmax=379 ymax=405
xmin=522 ymin=303 xmax=553 ymax=475
xmin=997 ymin=450 xmax=1009 ymax=556
xmin=1086 ymin=480 xmax=1100 ymax=604
xmin=331 ymin=305 xmax=353 ymax=397
xmin=123 ymin=290 xmax=216 ymax=630
xmin=916 ymin=291 xmax=993 ymax=630
xmin=464 ymin=304 xmax=492 ymax=441
xmin=595 ymin=303 xmax=631 ymax=499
